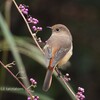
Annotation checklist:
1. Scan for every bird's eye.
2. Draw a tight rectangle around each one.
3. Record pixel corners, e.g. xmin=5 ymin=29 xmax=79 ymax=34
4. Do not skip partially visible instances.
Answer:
xmin=56 ymin=28 xmax=60 ymax=31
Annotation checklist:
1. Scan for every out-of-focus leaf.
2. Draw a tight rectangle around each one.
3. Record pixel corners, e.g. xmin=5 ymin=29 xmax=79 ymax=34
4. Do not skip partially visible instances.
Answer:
xmin=0 ymin=87 xmax=54 ymax=100
xmin=0 ymin=37 xmax=45 ymax=66
xmin=0 ymin=13 xmax=30 ymax=91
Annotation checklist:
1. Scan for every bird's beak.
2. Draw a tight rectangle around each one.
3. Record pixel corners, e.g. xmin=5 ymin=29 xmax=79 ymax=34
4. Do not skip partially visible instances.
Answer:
xmin=47 ymin=26 xmax=52 ymax=29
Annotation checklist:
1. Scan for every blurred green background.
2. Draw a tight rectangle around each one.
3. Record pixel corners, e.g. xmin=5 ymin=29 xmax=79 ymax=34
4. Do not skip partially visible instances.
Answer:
xmin=0 ymin=0 xmax=100 ymax=100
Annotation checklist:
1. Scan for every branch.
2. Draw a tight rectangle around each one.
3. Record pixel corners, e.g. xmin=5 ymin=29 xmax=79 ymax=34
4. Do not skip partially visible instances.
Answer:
xmin=12 ymin=0 xmax=44 ymax=54
xmin=55 ymin=68 xmax=79 ymax=100
xmin=0 ymin=61 xmax=33 ymax=100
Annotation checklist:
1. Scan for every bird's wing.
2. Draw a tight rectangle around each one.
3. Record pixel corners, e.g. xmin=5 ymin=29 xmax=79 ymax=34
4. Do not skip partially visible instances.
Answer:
xmin=51 ymin=47 xmax=70 ymax=67
xmin=44 ymin=44 xmax=70 ymax=68
xmin=43 ymin=45 xmax=52 ymax=67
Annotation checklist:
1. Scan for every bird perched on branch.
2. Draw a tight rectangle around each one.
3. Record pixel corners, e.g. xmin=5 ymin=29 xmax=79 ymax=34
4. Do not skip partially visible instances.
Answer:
xmin=42 ymin=24 xmax=73 ymax=91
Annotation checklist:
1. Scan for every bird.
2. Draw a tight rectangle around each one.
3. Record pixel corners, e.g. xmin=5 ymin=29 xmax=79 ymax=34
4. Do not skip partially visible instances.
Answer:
xmin=42 ymin=24 xmax=73 ymax=91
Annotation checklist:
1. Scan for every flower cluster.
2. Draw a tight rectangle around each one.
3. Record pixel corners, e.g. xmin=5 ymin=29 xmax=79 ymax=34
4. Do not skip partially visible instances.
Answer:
xmin=27 ymin=78 xmax=39 ymax=100
xmin=30 ymin=78 xmax=37 ymax=86
xmin=32 ymin=26 xmax=42 ymax=32
xmin=34 ymin=96 xmax=39 ymax=100
xmin=27 ymin=16 xmax=39 ymax=24
xmin=19 ymin=4 xmax=29 ymax=15
xmin=27 ymin=96 xmax=39 ymax=100
xmin=19 ymin=4 xmax=42 ymax=32
xmin=76 ymin=87 xmax=85 ymax=100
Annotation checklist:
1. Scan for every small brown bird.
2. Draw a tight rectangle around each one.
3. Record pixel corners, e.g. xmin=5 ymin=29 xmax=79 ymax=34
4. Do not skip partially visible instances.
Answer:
xmin=42 ymin=24 xmax=73 ymax=91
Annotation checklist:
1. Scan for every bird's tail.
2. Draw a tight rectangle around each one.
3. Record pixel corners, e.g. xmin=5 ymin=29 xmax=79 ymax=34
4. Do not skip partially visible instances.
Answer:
xmin=42 ymin=69 xmax=53 ymax=91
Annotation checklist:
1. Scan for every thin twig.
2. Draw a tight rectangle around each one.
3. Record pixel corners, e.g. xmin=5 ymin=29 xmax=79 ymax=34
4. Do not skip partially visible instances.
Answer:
xmin=12 ymin=0 xmax=44 ymax=54
xmin=0 ymin=61 xmax=33 ymax=100
xmin=55 ymin=68 xmax=79 ymax=100
xmin=60 ymin=76 xmax=79 ymax=100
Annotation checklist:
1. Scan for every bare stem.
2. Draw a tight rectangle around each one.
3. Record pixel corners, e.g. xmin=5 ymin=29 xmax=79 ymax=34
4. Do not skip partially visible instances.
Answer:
xmin=12 ymin=0 xmax=44 ymax=54
xmin=55 ymin=68 xmax=79 ymax=100
xmin=0 ymin=61 xmax=33 ymax=100
xmin=60 ymin=76 xmax=79 ymax=100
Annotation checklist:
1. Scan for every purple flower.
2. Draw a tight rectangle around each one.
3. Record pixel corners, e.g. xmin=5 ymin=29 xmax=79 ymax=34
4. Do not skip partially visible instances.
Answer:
xmin=27 ymin=96 xmax=34 ymax=100
xmin=32 ymin=18 xmax=39 ymax=23
xmin=27 ymin=97 xmax=31 ymax=100
xmin=27 ymin=96 xmax=39 ymax=100
xmin=30 ymin=78 xmax=37 ymax=85
xmin=37 ymin=27 xmax=42 ymax=31
xmin=34 ymin=96 xmax=39 ymax=100
xmin=32 ymin=26 xmax=37 ymax=31
xmin=32 ymin=26 xmax=42 ymax=32
xmin=19 ymin=4 xmax=42 ymax=33
xmin=76 ymin=87 xmax=85 ymax=100
xmin=19 ymin=4 xmax=24 ymax=9
xmin=27 ymin=16 xmax=39 ymax=24
xmin=19 ymin=4 xmax=29 ymax=15
xmin=78 ymin=87 xmax=85 ymax=93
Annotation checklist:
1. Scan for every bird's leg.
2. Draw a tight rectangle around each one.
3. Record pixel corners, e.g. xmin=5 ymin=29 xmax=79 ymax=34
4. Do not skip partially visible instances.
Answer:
xmin=55 ymin=66 xmax=62 ymax=78
xmin=55 ymin=66 xmax=71 ymax=82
